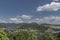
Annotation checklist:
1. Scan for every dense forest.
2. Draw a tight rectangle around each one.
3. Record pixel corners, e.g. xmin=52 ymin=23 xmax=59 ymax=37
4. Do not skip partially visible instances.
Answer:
xmin=0 ymin=23 xmax=60 ymax=40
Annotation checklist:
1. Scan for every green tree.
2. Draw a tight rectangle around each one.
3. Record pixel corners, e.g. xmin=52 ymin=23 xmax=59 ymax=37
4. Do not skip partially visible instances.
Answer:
xmin=0 ymin=30 xmax=9 ymax=40
xmin=56 ymin=32 xmax=60 ymax=40
xmin=10 ymin=29 xmax=38 ymax=40
xmin=42 ymin=33 xmax=56 ymax=40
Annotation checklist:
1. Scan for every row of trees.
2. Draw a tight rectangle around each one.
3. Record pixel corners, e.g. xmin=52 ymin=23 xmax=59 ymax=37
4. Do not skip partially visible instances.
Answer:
xmin=0 ymin=29 xmax=60 ymax=40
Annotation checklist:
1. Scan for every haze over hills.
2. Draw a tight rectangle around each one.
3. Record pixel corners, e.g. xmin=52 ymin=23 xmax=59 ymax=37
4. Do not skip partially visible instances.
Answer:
xmin=0 ymin=23 xmax=60 ymax=28
xmin=0 ymin=23 xmax=60 ymax=31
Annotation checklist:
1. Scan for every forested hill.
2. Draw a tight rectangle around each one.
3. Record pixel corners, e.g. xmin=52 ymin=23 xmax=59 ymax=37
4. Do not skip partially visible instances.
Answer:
xmin=0 ymin=23 xmax=60 ymax=31
xmin=0 ymin=23 xmax=48 ymax=32
xmin=0 ymin=23 xmax=47 ymax=29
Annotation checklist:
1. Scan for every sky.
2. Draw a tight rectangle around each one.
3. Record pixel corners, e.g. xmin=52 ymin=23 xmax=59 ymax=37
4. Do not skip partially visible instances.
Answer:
xmin=0 ymin=0 xmax=60 ymax=24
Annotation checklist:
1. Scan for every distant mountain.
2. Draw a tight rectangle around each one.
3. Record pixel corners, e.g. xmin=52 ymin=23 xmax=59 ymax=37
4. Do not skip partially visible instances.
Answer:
xmin=41 ymin=23 xmax=60 ymax=26
xmin=0 ymin=23 xmax=60 ymax=32
xmin=0 ymin=23 xmax=23 ymax=29
xmin=0 ymin=23 xmax=60 ymax=28
xmin=0 ymin=23 xmax=48 ymax=32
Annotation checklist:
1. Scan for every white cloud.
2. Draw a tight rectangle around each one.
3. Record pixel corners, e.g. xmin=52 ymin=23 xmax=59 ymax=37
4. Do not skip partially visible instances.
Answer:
xmin=9 ymin=15 xmax=32 ymax=23
xmin=1 ymin=15 xmax=60 ymax=24
xmin=37 ymin=2 xmax=60 ymax=11
xmin=9 ymin=18 xmax=24 ymax=23
xmin=0 ymin=19 xmax=8 ymax=23
xmin=9 ymin=18 xmax=18 ymax=21
xmin=20 ymin=15 xmax=32 ymax=19
xmin=39 ymin=16 xmax=60 ymax=24
xmin=0 ymin=18 xmax=8 ymax=23
xmin=8 ymin=16 xmax=60 ymax=24
xmin=6 ymin=15 xmax=60 ymax=24
xmin=27 ymin=16 xmax=60 ymax=24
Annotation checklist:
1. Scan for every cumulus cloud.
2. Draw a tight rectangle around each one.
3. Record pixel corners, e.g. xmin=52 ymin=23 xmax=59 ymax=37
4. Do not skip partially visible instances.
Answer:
xmin=8 ymin=16 xmax=60 ymax=24
xmin=39 ymin=16 xmax=60 ymax=24
xmin=20 ymin=15 xmax=32 ymax=19
xmin=27 ymin=16 xmax=60 ymax=24
xmin=0 ymin=18 xmax=8 ymax=23
xmin=0 ymin=19 xmax=8 ymax=23
xmin=37 ymin=2 xmax=60 ymax=11
xmin=10 ymin=18 xmax=18 ymax=21
xmin=9 ymin=18 xmax=23 ymax=23
xmin=9 ymin=15 xmax=32 ymax=23
xmin=1 ymin=15 xmax=60 ymax=24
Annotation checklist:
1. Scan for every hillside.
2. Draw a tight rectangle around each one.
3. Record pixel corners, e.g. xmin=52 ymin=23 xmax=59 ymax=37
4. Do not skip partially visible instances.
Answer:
xmin=0 ymin=23 xmax=60 ymax=32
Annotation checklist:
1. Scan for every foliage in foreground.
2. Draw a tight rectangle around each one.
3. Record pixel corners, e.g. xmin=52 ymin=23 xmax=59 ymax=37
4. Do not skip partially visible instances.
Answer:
xmin=0 ymin=30 xmax=9 ymax=40
xmin=0 ymin=29 xmax=60 ymax=40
